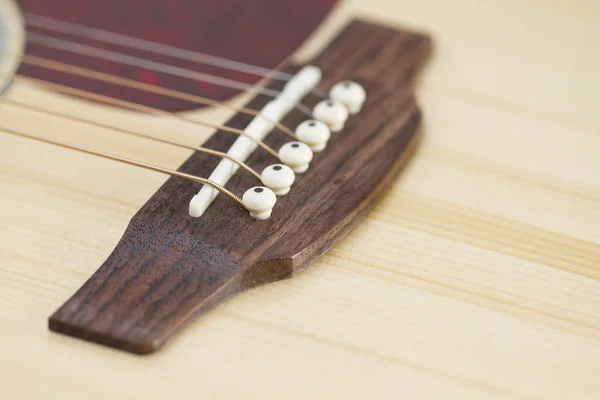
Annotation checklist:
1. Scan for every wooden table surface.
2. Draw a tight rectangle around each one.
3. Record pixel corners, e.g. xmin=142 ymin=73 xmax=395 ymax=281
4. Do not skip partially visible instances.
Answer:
xmin=1 ymin=0 xmax=599 ymax=398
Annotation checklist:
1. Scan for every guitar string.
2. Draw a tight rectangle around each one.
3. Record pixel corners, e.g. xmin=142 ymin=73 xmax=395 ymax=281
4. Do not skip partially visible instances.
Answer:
xmin=25 ymin=12 xmax=330 ymax=98
xmin=6 ymin=74 xmax=282 ymax=160
xmin=25 ymin=12 xmax=299 ymax=81
xmin=20 ymin=54 xmax=298 ymax=140
xmin=26 ymin=32 xmax=314 ymax=116
xmin=0 ymin=96 xmax=263 ymax=181
xmin=0 ymin=15 xmax=332 ymax=213
xmin=1 ymin=17 xmax=326 ymax=210
xmin=0 ymin=126 xmax=248 ymax=210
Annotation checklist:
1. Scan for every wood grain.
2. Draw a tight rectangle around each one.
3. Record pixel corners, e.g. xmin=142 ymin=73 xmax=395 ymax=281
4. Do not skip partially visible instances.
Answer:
xmin=48 ymin=19 xmax=432 ymax=353
xmin=1 ymin=0 xmax=600 ymax=398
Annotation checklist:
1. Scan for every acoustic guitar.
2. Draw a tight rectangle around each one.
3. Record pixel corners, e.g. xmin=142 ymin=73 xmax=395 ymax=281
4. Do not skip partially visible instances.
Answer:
xmin=2 ymin=0 xmax=599 ymax=398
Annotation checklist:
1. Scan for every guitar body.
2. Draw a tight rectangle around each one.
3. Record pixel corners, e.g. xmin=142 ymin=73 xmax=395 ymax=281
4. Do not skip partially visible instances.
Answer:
xmin=1 ymin=0 xmax=599 ymax=398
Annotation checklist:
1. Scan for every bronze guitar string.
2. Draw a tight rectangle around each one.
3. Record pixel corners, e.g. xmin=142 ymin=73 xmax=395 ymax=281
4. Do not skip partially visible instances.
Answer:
xmin=20 ymin=54 xmax=298 ymax=140
xmin=0 ymin=126 xmax=248 ymax=210
xmin=0 ymin=24 xmax=330 ymax=214
xmin=0 ymin=51 xmax=301 ymax=209
xmin=0 ymin=97 xmax=263 ymax=181
xmin=26 ymin=32 xmax=314 ymax=116
xmin=8 ymin=74 xmax=282 ymax=160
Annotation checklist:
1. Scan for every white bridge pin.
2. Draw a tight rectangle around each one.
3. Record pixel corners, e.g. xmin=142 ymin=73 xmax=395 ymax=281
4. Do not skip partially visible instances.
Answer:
xmin=330 ymin=81 xmax=366 ymax=114
xmin=243 ymin=186 xmax=277 ymax=220
xmin=188 ymin=65 xmax=323 ymax=218
xmin=279 ymin=141 xmax=313 ymax=173
xmin=261 ymin=164 xmax=295 ymax=195
xmin=295 ymin=120 xmax=331 ymax=152
xmin=313 ymin=99 xmax=348 ymax=132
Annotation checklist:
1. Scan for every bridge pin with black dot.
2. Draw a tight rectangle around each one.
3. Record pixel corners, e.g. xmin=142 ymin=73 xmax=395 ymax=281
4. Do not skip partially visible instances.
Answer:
xmin=295 ymin=119 xmax=331 ymax=152
xmin=242 ymin=186 xmax=277 ymax=220
xmin=330 ymin=81 xmax=366 ymax=114
xmin=312 ymin=99 xmax=348 ymax=132
xmin=261 ymin=164 xmax=295 ymax=195
xmin=278 ymin=141 xmax=313 ymax=173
